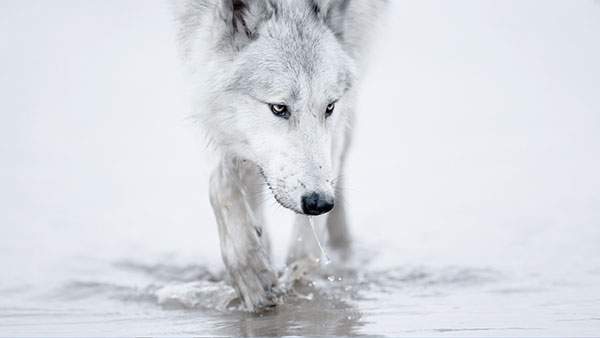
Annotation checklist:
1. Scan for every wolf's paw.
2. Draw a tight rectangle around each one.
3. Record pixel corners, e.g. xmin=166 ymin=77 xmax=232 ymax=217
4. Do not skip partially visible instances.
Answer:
xmin=231 ymin=265 xmax=284 ymax=312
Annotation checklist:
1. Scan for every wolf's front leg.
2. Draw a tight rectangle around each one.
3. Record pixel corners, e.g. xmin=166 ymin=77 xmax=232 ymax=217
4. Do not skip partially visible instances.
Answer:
xmin=209 ymin=159 xmax=280 ymax=312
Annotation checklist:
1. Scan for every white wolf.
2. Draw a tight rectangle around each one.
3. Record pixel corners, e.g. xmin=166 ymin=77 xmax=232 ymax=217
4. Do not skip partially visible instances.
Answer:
xmin=173 ymin=0 xmax=385 ymax=312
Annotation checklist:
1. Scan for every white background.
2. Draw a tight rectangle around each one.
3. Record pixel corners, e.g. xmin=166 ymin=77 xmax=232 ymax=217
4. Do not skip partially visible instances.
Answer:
xmin=1 ymin=1 xmax=599 ymax=334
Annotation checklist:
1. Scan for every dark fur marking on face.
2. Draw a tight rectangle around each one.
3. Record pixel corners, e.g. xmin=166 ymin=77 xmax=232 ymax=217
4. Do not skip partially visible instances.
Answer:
xmin=311 ymin=1 xmax=321 ymax=17
xmin=231 ymin=0 xmax=247 ymax=35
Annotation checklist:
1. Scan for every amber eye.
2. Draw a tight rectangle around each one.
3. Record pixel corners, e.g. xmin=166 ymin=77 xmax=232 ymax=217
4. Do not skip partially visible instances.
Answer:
xmin=325 ymin=102 xmax=335 ymax=117
xmin=270 ymin=104 xmax=290 ymax=119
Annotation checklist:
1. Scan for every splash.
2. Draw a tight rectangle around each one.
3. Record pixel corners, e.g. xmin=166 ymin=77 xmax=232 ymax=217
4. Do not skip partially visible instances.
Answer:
xmin=156 ymin=280 xmax=237 ymax=311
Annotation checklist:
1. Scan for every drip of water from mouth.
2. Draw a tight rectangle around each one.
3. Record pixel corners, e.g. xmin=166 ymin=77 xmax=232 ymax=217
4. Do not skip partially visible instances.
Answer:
xmin=307 ymin=216 xmax=331 ymax=265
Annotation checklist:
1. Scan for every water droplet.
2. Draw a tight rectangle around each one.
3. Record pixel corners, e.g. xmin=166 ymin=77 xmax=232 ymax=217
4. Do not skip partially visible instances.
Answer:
xmin=307 ymin=216 xmax=331 ymax=265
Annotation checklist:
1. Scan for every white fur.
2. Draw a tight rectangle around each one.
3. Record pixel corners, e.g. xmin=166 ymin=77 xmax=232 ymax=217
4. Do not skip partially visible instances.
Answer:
xmin=173 ymin=0 xmax=385 ymax=312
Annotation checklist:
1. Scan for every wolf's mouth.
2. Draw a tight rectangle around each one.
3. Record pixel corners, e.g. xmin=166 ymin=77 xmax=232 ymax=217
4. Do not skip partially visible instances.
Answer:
xmin=256 ymin=165 xmax=303 ymax=214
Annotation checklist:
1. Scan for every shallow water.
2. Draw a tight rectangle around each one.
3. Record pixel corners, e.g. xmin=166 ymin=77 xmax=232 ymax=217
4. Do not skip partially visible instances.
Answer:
xmin=2 ymin=244 xmax=600 ymax=337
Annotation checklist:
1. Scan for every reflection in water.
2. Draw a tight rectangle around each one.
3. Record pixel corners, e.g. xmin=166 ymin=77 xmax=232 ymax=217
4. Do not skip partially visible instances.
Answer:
xmin=232 ymin=291 xmax=366 ymax=337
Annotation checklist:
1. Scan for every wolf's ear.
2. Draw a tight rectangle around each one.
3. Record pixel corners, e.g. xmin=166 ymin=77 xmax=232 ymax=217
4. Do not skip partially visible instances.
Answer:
xmin=311 ymin=0 xmax=352 ymax=40
xmin=313 ymin=0 xmax=387 ymax=60
xmin=217 ymin=0 xmax=273 ymax=49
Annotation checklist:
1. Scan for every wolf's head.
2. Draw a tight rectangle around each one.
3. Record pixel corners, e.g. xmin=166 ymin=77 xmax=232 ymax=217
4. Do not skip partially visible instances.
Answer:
xmin=178 ymin=0 xmax=382 ymax=215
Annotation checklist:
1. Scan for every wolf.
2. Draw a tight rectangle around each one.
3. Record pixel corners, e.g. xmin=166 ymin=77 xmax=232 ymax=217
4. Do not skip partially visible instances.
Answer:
xmin=172 ymin=0 xmax=385 ymax=312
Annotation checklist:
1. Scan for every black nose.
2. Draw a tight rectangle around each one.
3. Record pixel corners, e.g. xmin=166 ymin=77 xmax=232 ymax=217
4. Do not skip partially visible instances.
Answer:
xmin=301 ymin=192 xmax=334 ymax=215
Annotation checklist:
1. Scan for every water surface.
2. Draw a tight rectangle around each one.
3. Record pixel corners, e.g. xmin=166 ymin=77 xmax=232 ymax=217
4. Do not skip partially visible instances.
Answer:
xmin=2 ymin=244 xmax=599 ymax=337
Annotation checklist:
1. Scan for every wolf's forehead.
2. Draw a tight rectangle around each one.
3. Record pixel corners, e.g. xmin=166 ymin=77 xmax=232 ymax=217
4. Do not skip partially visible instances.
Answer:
xmin=232 ymin=26 xmax=352 ymax=102
xmin=237 ymin=50 xmax=349 ymax=102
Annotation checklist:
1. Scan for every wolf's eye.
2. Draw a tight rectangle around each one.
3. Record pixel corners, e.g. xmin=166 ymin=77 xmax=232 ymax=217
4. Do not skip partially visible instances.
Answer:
xmin=325 ymin=102 xmax=335 ymax=117
xmin=270 ymin=104 xmax=290 ymax=119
